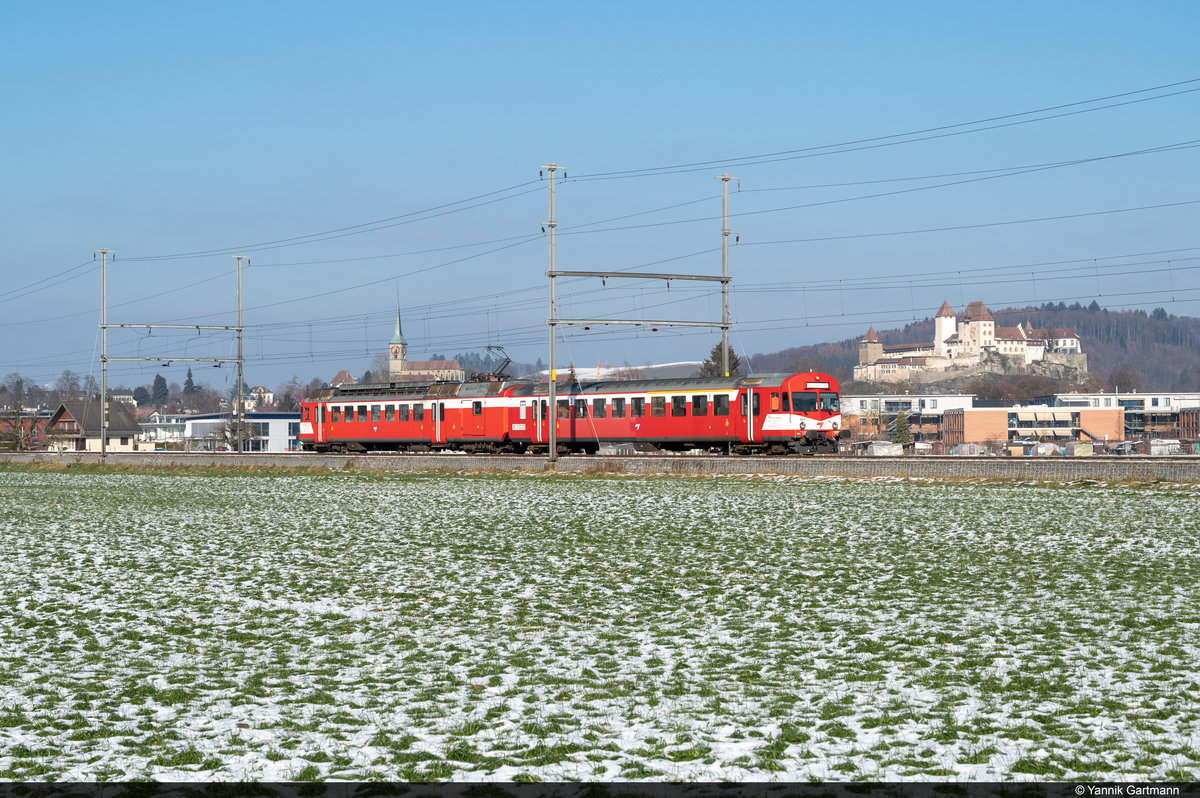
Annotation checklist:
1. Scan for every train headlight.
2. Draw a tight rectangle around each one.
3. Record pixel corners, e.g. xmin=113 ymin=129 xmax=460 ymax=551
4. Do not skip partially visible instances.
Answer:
xmin=833 ymin=420 xmax=839 ymax=430
xmin=799 ymin=421 xmax=807 ymax=430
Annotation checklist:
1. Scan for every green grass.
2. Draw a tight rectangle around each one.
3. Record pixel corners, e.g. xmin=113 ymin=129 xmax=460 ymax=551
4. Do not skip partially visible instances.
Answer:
xmin=0 ymin=469 xmax=1197 ymax=780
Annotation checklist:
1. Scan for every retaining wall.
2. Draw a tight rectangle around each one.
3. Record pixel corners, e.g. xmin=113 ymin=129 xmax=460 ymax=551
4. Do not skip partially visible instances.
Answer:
xmin=2 ymin=451 xmax=1198 ymax=484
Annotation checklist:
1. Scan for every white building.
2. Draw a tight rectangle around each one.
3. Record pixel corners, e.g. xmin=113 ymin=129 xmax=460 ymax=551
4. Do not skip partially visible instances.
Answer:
xmin=184 ymin=411 xmax=302 ymax=452
xmin=855 ymin=300 xmax=1084 ymax=383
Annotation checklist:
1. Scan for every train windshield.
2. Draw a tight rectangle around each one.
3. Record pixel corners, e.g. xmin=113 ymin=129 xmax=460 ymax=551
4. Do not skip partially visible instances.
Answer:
xmin=820 ymin=392 xmax=839 ymax=412
xmin=791 ymin=392 xmax=818 ymax=412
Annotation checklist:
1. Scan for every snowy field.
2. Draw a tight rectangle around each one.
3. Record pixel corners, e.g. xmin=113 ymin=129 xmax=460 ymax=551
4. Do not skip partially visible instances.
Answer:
xmin=1 ymin=468 xmax=1198 ymax=782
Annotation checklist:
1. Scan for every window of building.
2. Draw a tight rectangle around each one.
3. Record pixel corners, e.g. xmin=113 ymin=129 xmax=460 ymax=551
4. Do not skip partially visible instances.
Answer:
xmin=631 ymin=397 xmax=645 ymax=417
xmin=1152 ymin=397 xmax=1159 ymax=407
xmin=692 ymin=395 xmax=707 ymax=416
xmin=671 ymin=396 xmax=687 ymax=417
xmin=651 ymin=397 xmax=666 ymax=417
xmin=930 ymin=399 xmax=937 ymax=409
xmin=714 ymin=395 xmax=729 ymax=416
xmin=1104 ymin=398 xmax=1112 ymax=407
xmin=593 ymin=398 xmax=606 ymax=418
xmin=612 ymin=398 xmax=626 ymax=418
xmin=860 ymin=399 xmax=868 ymax=409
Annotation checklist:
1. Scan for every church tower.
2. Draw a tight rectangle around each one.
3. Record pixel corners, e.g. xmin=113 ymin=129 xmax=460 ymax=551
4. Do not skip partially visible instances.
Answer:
xmin=388 ymin=302 xmax=408 ymax=380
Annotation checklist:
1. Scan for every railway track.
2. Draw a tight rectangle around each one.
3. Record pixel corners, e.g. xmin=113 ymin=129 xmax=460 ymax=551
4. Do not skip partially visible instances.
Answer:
xmin=4 ymin=450 xmax=1198 ymax=483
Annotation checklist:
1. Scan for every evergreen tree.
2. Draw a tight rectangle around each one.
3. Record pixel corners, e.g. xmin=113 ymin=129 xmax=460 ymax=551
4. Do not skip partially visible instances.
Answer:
xmin=892 ymin=408 xmax=913 ymax=445
xmin=183 ymin=368 xmax=196 ymax=395
xmin=567 ymin=363 xmax=579 ymax=386
xmin=699 ymin=342 xmax=741 ymax=377
xmin=151 ymin=374 xmax=169 ymax=408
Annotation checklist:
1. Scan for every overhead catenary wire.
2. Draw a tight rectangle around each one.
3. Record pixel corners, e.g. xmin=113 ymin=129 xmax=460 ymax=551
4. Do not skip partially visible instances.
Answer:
xmin=566 ymin=78 xmax=1200 ymax=181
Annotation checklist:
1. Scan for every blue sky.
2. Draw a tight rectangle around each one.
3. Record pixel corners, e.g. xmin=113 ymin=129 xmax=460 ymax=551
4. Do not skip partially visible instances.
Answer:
xmin=3 ymin=1 xmax=1199 ymax=391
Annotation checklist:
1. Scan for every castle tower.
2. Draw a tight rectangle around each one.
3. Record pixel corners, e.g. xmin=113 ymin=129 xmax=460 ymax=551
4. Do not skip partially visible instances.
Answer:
xmin=388 ymin=302 xmax=408 ymax=380
xmin=960 ymin=301 xmax=995 ymax=350
xmin=858 ymin=327 xmax=883 ymax=365
xmin=934 ymin=301 xmax=956 ymax=357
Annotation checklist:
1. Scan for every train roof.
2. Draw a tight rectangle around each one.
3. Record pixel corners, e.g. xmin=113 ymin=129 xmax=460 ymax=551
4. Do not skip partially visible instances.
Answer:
xmin=308 ymin=372 xmax=837 ymax=402
xmin=509 ymin=373 xmax=825 ymax=396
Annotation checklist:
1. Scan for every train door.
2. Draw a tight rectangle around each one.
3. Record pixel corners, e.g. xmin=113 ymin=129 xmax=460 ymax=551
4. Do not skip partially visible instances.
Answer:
xmin=465 ymin=400 xmax=485 ymax=437
xmin=741 ymin=390 xmax=761 ymax=442
xmin=433 ymin=402 xmax=445 ymax=444
xmin=535 ymin=399 xmax=548 ymax=444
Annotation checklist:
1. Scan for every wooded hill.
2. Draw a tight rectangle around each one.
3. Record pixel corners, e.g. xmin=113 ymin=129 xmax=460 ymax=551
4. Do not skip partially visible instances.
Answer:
xmin=747 ymin=303 xmax=1200 ymax=393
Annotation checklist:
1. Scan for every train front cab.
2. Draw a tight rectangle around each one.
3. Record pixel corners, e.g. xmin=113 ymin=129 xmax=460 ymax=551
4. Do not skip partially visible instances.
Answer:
xmin=757 ymin=373 xmax=841 ymax=454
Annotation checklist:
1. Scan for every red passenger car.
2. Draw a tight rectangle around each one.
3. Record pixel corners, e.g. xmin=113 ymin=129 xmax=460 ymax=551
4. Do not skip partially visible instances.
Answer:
xmin=299 ymin=371 xmax=840 ymax=455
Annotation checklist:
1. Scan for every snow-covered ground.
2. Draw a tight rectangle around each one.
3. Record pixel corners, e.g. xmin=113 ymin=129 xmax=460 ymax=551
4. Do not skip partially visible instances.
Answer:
xmin=0 ymin=470 xmax=1197 ymax=781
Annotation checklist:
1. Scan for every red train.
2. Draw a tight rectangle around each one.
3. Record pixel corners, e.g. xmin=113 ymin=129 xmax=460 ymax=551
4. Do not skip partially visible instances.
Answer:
xmin=299 ymin=371 xmax=840 ymax=455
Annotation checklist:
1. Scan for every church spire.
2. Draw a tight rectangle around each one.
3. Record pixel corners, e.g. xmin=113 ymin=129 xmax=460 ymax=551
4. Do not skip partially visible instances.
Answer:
xmin=390 ymin=294 xmax=407 ymax=346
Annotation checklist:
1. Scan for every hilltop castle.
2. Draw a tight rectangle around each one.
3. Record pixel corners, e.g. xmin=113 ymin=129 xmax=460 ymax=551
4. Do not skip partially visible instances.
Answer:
xmin=853 ymin=300 xmax=1086 ymax=384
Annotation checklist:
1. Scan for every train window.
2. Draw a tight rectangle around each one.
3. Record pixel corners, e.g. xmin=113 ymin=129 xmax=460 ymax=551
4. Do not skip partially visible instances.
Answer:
xmin=650 ymin=397 xmax=665 ymax=417
xmin=575 ymin=398 xmax=587 ymax=417
xmin=671 ymin=396 xmax=687 ymax=417
xmin=612 ymin=398 xmax=626 ymax=418
xmin=319 ymin=406 xmax=326 ymax=423
xmin=557 ymin=400 xmax=569 ymax=419
xmin=472 ymin=401 xmax=482 ymax=416
xmin=593 ymin=398 xmax=606 ymax=418
xmin=714 ymin=395 xmax=729 ymax=416
xmin=781 ymin=392 xmax=790 ymax=412
xmin=385 ymin=405 xmax=394 ymax=422
xmin=398 ymin=404 xmax=409 ymax=422
xmin=753 ymin=393 xmax=761 ymax=415
xmin=413 ymin=404 xmax=424 ymax=421
xmin=740 ymin=394 xmax=747 ymax=416
xmin=541 ymin=400 xmax=548 ymax=419
xmin=692 ymin=395 xmax=707 ymax=416
xmin=333 ymin=407 xmax=344 ymax=423
xmin=357 ymin=405 xmax=367 ymax=420
xmin=371 ymin=406 xmax=381 ymax=422
xmin=631 ymin=397 xmax=645 ymax=417
xmin=820 ymin=393 xmax=839 ymax=412
xmin=792 ymin=392 xmax=818 ymax=412
xmin=439 ymin=403 xmax=445 ymax=421
xmin=519 ymin=400 xmax=527 ymax=420
xmin=770 ymin=393 xmax=780 ymax=412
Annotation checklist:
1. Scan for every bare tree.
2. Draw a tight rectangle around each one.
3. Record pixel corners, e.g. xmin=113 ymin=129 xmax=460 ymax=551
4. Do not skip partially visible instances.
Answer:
xmin=276 ymin=377 xmax=302 ymax=412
